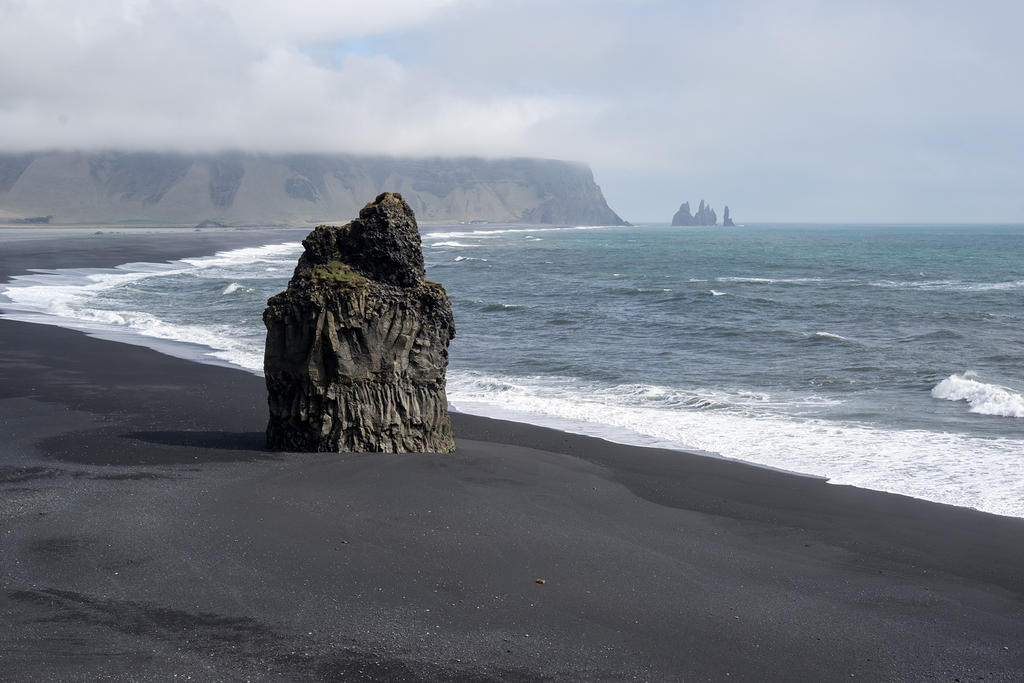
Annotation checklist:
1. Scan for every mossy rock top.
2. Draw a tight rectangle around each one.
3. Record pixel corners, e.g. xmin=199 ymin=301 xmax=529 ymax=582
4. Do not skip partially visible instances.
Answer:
xmin=295 ymin=192 xmax=425 ymax=288
xmin=310 ymin=260 xmax=368 ymax=287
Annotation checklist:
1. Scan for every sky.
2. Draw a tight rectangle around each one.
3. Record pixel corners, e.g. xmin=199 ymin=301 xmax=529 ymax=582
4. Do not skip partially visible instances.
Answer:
xmin=0 ymin=0 xmax=1022 ymax=222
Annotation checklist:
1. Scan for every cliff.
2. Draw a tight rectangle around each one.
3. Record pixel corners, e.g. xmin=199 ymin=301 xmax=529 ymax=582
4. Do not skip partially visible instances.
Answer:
xmin=0 ymin=151 xmax=626 ymax=226
xmin=263 ymin=192 xmax=456 ymax=453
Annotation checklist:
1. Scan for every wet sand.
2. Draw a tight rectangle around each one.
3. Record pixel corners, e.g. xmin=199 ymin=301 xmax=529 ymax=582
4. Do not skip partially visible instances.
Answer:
xmin=1 ymin=230 xmax=1022 ymax=681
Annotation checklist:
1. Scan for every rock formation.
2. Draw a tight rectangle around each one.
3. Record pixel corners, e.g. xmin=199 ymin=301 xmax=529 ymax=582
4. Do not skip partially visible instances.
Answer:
xmin=695 ymin=200 xmax=717 ymax=226
xmin=672 ymin=202 xmax=695 ymax=226
xmin=673 ymin=199 xmax=722 ymax=226
xmin=263 ymin=192 xmax=456 ymax=453
xmin=722 ymin=206 xmax=735 ymax=227
xmin=0 ymin=151 xmax=627 ymax=226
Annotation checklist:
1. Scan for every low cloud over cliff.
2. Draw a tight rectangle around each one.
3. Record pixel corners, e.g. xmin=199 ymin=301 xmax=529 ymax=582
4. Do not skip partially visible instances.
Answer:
xmin=0 ymin=1 xmax=1021 ymax=221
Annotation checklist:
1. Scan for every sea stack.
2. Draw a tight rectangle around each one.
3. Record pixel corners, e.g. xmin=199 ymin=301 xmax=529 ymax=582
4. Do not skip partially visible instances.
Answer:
xmin=263 ymin=192 xmax=456 ymax=453
xmin=673 ymin=200 xmax=719 ymax=226
xmin=694 ymin=200 xmax=717 ymax=226
xmin=722 ymin=206 xmax=735 ymax=227
xmin=672 ymin=202 xmax=695 ymax=226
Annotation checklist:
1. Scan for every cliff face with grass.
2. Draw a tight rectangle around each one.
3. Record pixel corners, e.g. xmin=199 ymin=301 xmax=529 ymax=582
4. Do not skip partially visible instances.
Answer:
xmin=263 ymin=192 xmax=456 ymax=453
xmin=0 ymin=151 xmax=625 ymax=226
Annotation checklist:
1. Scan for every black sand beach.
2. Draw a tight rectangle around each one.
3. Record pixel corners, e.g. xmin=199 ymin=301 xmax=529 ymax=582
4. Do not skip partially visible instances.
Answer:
xmin=1 ymin=230 xmax=1023 ymax=681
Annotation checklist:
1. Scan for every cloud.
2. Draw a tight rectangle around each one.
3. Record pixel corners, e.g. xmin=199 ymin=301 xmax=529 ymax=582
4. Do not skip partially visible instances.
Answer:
xmin=0 ymin=0 xmax=1021 ymax=220
xmin=208 ymin=0 xmax=461 ymax=43
xmin=0 ymin=0 xmax=582 ymax=156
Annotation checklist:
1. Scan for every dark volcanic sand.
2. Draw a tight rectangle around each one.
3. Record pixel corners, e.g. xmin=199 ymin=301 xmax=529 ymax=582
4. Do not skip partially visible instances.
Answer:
xmin=1 ymin=230 xmax=1023 ymax=681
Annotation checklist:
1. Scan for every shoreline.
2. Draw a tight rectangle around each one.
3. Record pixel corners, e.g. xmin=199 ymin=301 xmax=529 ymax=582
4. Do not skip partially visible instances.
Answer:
xmin=1 ymin=226 xmax=1021 ymax=518
xmin=1 ymin=228 xmax=1023 ymax=679
xmin=0 ymin=220 xmax=604 ymax=232
xmin=2 ymin=227 xmax=1020 ymax=519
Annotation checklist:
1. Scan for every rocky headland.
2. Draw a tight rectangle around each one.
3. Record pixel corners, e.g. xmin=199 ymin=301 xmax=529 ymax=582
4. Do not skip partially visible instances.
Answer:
xmin=263 ymin=192 xmax=456 ymax=453
xmin=0 ymin=151 xmax=626 ymax=226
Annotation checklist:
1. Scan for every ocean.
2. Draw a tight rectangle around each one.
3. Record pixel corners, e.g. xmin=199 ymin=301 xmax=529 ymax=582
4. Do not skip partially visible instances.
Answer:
xmin=3 ymin=223 xmax=1023 ymax=517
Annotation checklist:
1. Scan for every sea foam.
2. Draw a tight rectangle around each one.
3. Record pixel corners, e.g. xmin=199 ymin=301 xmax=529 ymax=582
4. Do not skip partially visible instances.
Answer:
xmin=716 ymin=276 xmax=825 ymax=284
xmin=871 ymin=279 xmax=1024 ymax=292
xmin=811 ymin=331 xmax=852 ymax=343
xmin=180 ymin=242 xmax=299 ymax=269
xmin=0 ymin=242 xmax=301 ymax=373
xmin=422 ymin=225 xmax=615 ymax=241
xmin=932 ymin=373 xmax=1024 ymax=418
xmin=447 ymin=370 xmax=1024 ymax=517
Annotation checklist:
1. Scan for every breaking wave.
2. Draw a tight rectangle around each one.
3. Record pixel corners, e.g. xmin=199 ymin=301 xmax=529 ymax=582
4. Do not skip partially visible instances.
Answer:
xmin=932 ymin=373 xmax=1024 ymax=418
xmin=447 ymin=370 xmax=1024 ymax=517
xmin=871 ymin=279 xmax=1024 ymax=292
xmin=422 ymin=225 xmax=616 ymax=241
xmin=716 ymin=276 xmax=825 ymax=284
xmin=811 ymin=331 xmax=852 ymax=343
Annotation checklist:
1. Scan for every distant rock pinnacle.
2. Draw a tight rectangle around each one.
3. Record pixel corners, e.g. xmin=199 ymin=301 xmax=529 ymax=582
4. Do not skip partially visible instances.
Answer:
xmin=695 ymin=200 xmax=717 ymax=226
xmin=672 ymin=202 xmax=695 ymax=226
xmin=673 ymin=199 xmax=731 ymax=226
